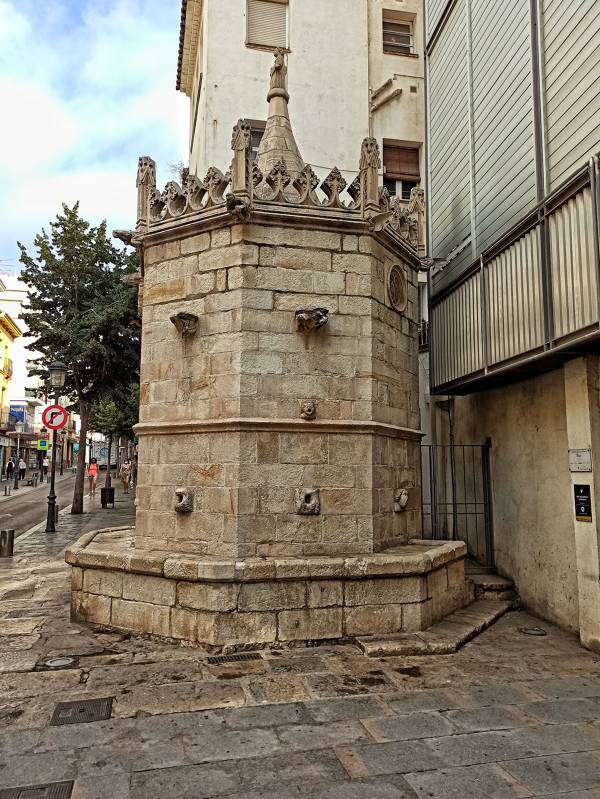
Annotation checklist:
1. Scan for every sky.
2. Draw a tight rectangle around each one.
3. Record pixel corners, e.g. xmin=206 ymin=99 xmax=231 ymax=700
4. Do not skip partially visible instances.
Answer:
xmin=0 ymin=0 xmax=189 ymax=270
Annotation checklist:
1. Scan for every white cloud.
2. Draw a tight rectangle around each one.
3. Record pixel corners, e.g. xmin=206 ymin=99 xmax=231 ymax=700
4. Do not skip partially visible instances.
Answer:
xmin=0 ymin=0 xmax=189 ymax=265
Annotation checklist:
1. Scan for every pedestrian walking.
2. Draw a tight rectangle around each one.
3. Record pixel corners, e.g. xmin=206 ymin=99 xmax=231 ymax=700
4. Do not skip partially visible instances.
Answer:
xmin=42 ymin=456 xmax=49 ymax=479
xmin=131 ymin=456 xmax=138 ymax=487
xmin=6 ymin=458 xmax=14 ymax=481
xmin=87 ymin=458 xmax=99 ymax=497
xmin=18 ymin=458 xmax=26 ymax=481
xmin=118 ymin=460 xmax=132 ymax=494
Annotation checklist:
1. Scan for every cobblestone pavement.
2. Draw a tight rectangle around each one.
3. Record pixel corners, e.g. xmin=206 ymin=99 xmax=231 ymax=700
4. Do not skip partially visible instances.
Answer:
xmin=1 ymin=493 xmax=600 ymax=798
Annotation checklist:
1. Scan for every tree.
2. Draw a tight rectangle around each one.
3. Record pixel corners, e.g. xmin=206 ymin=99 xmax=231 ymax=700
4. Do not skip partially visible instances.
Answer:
xmin=18 ymin=203 xmax=140 ymax=513
xmin=89 ymin=383 xmax=139 ymax=487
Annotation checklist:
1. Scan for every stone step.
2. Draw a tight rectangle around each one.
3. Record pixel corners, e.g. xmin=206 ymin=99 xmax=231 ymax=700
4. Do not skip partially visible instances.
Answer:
xmin=468 ymin=572 xmax=520 ymax=605
xmin=356 ymin=599 xmax=511 ymax=657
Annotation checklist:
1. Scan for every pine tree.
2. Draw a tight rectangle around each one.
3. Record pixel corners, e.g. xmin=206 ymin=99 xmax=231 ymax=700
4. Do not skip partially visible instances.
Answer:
xmin=18 ymin=203 xmax=140 ymax=514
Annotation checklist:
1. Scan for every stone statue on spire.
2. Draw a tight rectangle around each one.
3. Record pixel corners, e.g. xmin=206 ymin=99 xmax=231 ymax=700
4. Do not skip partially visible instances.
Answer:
xmin=270 ymin=48 xmax=287 ymax=92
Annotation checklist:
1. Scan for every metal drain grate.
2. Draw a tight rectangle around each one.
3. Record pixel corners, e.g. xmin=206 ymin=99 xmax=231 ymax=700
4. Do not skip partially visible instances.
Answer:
xmin=206 ymin=652 xmax=263 ymax=665
xmin=0 ymin=781 xmax=74 ymax=799
xmin=50 ymin=698 xmax=112 ymax=726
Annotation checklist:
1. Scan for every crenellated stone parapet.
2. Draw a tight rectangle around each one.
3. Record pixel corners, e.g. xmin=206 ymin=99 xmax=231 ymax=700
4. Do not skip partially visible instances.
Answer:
xmin=135 ymin=136 xmax=424 ymax=253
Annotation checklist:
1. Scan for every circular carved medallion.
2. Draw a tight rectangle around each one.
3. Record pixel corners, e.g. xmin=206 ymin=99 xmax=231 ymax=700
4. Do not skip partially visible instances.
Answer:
xmin=387 ymin=265 xmax=408 ymax=312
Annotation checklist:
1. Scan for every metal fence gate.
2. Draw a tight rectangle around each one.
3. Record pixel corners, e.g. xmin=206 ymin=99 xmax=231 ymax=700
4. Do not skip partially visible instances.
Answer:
xmin=421 ymin=440 xmax=494 ymax=568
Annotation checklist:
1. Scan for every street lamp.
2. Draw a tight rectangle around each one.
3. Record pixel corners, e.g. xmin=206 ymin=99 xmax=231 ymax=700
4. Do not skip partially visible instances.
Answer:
xmin=45 ymin=360 xmax=67 ymax=533
xmin=13 ymin=421 xmax=23 ymax=490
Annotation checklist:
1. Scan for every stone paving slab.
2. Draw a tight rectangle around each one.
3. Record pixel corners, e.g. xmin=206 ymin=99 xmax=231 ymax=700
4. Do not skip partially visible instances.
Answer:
xmin=2 ymin=491 xmax=600 ymax=796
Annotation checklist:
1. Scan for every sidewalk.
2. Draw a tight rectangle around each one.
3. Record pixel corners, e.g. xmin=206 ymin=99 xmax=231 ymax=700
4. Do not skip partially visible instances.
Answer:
xmin=2 ymin=494 xmax=600 ymax=797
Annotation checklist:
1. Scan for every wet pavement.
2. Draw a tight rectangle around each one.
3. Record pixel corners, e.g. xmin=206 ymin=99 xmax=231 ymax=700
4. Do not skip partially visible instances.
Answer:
xmin=1 ymin=490 xmax=600 ymax=798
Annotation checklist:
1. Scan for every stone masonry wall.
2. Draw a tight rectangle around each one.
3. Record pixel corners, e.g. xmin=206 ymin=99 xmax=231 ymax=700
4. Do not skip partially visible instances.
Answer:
xmin=136 ymin=221 xmax=421 ymax=557
xmin=71 ymin=556 xmax=468 ymax=647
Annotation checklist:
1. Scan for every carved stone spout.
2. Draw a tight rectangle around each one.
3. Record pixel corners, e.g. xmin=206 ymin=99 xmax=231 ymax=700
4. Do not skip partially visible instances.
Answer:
xmin=295 ymin=488 xmax=320 ymax=516
xmin=394 ymin=489 xmax=409 ymax=513
xmin=295 ymin=308 xmax=329 ymax=334
xmin=175 ymin=488 xmax=194 ymax=513
xmin=300 ymin=400 xmax=317 ymax=420
xmin=170 ymin=312 xmax=199 ymax=338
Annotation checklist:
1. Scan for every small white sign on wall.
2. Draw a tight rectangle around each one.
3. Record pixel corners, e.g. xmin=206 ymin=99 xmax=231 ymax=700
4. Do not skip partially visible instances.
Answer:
xmin=569 ymin=448 xmax=593 ymax=473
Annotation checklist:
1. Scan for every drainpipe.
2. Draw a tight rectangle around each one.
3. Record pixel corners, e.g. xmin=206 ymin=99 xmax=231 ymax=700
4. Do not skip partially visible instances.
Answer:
xmin=366 ymin=0 xmax=372 ymax=137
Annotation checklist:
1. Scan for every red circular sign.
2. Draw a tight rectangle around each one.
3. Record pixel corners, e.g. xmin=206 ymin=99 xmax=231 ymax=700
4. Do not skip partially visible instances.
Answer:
xmin=42 ymin=404 xmax=68 ymax=430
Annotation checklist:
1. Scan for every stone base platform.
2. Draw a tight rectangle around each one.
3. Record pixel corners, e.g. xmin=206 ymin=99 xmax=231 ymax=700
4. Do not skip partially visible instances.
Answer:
xmin=66 ymin=528 xmax=471 ymax=648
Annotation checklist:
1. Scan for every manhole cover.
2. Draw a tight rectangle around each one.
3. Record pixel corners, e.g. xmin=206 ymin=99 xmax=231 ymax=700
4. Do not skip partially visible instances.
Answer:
xmin=45 ymin=658 xmax=77 ymax=669
xmin=0 ymin=782 xmax=73 ymax=799
xmin=50 ymin=698 xmax=112 ymax=726
xmin=519 ymin=627 xmax=547 ymax=636
xmin=207 ymin=652 xmax=263 ymax=665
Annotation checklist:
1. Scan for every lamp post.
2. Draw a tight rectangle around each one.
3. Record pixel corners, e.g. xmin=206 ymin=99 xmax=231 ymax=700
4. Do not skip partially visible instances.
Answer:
xmin=45 ymin=360 xmax=67 ymax=533
xmin=13 ymin=421 xmax=23 ymax=490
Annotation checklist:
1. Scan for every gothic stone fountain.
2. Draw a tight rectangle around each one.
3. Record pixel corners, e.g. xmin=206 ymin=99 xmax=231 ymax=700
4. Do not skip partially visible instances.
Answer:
xmin=66 ymin=53 xmax=470 ymax=648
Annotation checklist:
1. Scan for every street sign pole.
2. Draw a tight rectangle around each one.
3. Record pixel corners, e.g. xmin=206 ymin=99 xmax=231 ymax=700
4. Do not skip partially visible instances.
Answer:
xmin=42 ymin=403 xmax=68 ymax=534
xmin=45 ymin=427 xmax=58 ymax=533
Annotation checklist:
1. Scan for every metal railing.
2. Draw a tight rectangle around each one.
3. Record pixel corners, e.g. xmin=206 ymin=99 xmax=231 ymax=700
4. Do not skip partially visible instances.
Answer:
xmin=421 ymin=441 xmax=494 ymax=568
xmin=430 ymin=156 xmax=600 ymax=392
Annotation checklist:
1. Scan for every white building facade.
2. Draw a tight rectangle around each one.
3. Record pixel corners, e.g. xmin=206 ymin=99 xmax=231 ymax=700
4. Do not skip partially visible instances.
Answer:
xmin=177 ymin=0 xmax=425 ymax=203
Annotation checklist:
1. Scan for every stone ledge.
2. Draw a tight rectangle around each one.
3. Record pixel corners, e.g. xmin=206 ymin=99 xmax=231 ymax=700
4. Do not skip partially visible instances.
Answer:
xmin=356 ymin=600 xmax=511 ymax=656
xmin=65 ymin=528 xmax=466 ymax=583
xmin=133 ymin=417 xmax=424 ymax=440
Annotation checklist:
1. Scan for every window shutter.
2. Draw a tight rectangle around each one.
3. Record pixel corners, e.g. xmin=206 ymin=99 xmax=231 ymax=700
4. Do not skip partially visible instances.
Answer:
xmin=247 ymin=0 xmax=287 ymax=49
xmin=383 ymin=146 xmax=420 ymax=179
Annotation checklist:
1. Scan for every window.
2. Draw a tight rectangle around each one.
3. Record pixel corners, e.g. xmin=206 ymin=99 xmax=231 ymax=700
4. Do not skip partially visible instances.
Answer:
xmin=383 ymin=18 xmax=413 ymax=55
xmin=383 ymin=144 xmax=420 ymax=201
xmin=248 ymin=120 xmax=266 ymax=160
xmin=247 ymin=0 xmax=288 ymax=49
xmin=384 ymin=177 xmax=417 ymax=201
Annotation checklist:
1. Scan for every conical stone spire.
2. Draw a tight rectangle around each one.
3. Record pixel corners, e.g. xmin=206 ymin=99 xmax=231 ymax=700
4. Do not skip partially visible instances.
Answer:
xmin=256 ymin=49 xmax=304 ymax=177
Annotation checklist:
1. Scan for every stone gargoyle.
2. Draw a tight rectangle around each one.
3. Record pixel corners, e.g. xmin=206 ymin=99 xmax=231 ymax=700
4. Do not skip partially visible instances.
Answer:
xmin=225 ymin=193 xmax=251 ymax=220
xmin=170 ymin=312 xmax=199 ymax=338
xmin=295 ymin=308 xmax=329 ymax=334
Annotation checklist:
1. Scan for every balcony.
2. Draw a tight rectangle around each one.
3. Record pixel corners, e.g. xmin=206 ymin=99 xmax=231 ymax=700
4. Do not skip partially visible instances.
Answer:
xmin=430 ymin=156 xmax=600 ymax=393
xmin=0 ymin=411 xmax=16 ymax=431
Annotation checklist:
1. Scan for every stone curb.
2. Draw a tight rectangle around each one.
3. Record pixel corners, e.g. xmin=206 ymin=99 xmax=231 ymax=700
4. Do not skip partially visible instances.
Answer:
xmin=356 ymin=599 xmax=511 ymax=656
xmin=65 ymin=531 xmax=467 ymax=584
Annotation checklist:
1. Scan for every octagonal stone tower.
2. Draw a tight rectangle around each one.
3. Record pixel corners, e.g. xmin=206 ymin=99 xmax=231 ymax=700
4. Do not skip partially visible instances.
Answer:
xmin=67 ymin=55 xmax=469 ymax=647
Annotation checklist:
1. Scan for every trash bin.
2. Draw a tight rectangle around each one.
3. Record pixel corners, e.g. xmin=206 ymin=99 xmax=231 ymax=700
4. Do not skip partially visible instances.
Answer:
xmin=0 ymin=529 xmax=14 ymax=557
xmin=100 ymin=487 xmax=115 ymax=508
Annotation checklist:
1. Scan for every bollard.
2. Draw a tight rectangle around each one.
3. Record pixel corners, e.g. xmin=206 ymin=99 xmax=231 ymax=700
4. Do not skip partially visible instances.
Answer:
xmin=0 ymin=529 xmax=14 ymax=557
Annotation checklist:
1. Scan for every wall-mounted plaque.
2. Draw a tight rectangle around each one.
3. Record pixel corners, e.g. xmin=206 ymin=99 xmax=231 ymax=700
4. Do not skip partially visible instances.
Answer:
xmin=569 ymin=449 xmax=592 ymax=472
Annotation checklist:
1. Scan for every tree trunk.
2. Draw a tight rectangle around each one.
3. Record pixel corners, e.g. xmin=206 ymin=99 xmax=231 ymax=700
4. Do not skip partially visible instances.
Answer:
xmin=71 ymin=399 xmax=90 ymax=514
xmin=105 ymin=434 xmax=112 ymax=489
